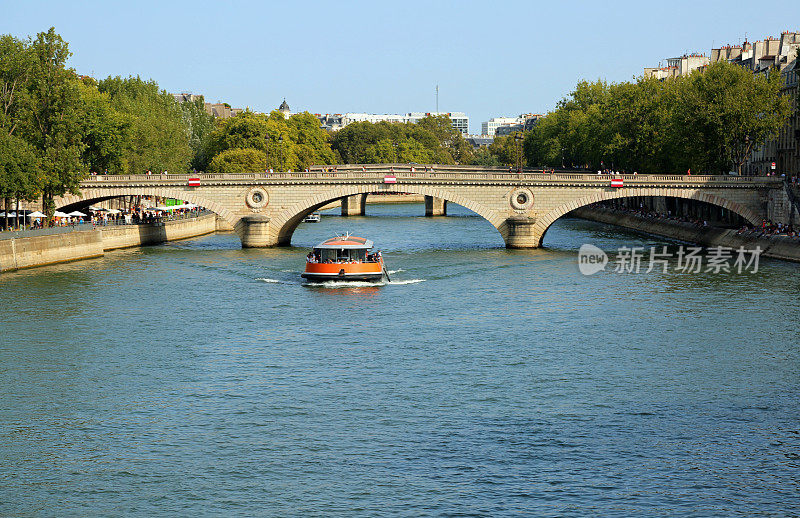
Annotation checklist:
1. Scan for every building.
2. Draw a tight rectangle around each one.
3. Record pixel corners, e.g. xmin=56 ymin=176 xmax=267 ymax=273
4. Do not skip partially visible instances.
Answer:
xmin=481 ymin=116 xmax=522 ymax=136
xmin=318 ymin=113 xmax=345 ymax=131
xmin=318 ymin=112 xmax=469 ymax=134
xmin=481 ymin=113 xmax=541 ymax=136
xmin=171 ymin=92 xmax=244 ymax=119
xmin=172 ymin=93 xmax=204 ymax=103
xmin=643 ymin=32 xmax=800 ymax=176
xmin=204 ymin=103 xmax=243 ymax=119
xmin=277 ymin=99 xmax=293 ymax=118
xmin=644 ymin=53 xmax=709 ymax=79
xmin=710 ymin=32 xmax=800 ymax=175
xmin=464 ymin=135 xmax=494 ymax=148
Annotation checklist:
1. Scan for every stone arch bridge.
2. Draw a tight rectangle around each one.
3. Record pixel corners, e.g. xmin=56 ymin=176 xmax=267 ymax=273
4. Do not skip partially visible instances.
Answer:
xmin=56 ymin=164 xmax=785 ymax=248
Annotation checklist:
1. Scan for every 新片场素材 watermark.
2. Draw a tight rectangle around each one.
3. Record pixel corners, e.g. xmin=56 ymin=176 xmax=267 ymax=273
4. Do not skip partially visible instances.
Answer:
xmin=578 ymin=244 xmax=761 ymax=275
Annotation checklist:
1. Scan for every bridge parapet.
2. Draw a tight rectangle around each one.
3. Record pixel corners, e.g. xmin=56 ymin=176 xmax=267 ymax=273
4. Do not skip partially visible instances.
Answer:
xmin=82 ymin=170 xmax=783 ymax=188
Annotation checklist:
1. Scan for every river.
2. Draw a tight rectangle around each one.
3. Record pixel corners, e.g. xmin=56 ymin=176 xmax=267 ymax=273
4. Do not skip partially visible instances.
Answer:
xmin=1 ymin=203 xmax=798 ymax=517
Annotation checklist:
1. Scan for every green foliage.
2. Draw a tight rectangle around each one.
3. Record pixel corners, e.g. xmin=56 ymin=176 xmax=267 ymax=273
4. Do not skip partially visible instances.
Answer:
xmin=330 ymin=115 xmax=468 ymax=165
xmin=524 ymin=62 xmax=792 ymax=174
xmin=208 ymin=148 xmax=268 ymax=174
xmin=26 ymin=28 xmax=86 ymax=209
xmin=0 ymin=34 xmax=34 ymax=138
xmin=98 ymin=76 xmax=192 ymax=174
xmin=76 ymin=80 xmax=130 ymax=173
xmin=206 ymin=110 xmax=335 ymax=171
xmin=675 ymin=61 xmax=791 ymax=174
xmin=0 ymin=131 xmax=40 ymax=200
xmin=470 ymin=147 xmax=502 ymax=166
xmin=180 ymin=97 xmax=215 ymax=171
xmin=486 ymin=133 xmax=525 ymax=167
xmin=0 ymin=27 xmax=215 ymax=213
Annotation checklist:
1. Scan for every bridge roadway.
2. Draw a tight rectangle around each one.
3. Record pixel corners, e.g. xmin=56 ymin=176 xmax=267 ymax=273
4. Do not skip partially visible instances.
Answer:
xmin=56 ymin=164 xmax=785 ymax=248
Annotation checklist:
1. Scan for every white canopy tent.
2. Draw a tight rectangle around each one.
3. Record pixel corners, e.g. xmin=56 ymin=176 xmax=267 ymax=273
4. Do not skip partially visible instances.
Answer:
xmin=67 ymin=211 xmax=86 ymax=217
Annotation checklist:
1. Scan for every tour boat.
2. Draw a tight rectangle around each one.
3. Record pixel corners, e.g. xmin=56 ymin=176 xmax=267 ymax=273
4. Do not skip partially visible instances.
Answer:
xmin=302 ymin=213 xmax=321 ymax=223
xmin=302 ymin=234 xmax=386 ymax=282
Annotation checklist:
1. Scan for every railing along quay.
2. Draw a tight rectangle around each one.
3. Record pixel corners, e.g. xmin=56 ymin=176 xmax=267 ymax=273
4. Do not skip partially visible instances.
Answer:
xmin=0 ymin=210 xmax=213 ymax=240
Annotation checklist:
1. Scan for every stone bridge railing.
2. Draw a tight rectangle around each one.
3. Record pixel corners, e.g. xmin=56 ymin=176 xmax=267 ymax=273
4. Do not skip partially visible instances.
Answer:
xmin=81 ymin=165 xmax=783 ymax=188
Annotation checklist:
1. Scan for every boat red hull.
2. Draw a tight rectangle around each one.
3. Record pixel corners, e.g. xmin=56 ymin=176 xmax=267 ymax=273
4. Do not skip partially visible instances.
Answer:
xmin=302 ymin=260 xmax=384 ymax=282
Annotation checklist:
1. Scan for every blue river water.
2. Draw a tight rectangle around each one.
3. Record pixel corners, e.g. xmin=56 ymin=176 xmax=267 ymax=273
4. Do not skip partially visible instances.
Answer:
xmin=1 ymin=203 xmax=799 ymax=517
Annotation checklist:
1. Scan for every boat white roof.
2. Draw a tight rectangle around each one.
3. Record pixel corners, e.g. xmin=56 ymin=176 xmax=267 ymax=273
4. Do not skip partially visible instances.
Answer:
xmin=313 ymin=235 xmax=374 ymax=250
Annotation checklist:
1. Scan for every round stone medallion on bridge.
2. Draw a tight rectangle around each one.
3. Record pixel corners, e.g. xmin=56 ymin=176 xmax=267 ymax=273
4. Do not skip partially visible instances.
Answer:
xmin=510 ymin=187 xmax=534 ymax=211
xmin=246 ymin=187 xmax=269 ymax=210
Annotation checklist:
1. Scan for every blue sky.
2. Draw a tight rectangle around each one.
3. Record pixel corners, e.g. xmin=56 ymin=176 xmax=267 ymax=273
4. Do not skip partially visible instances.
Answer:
xmin=2 ymin=0 xmax=797 ymax=133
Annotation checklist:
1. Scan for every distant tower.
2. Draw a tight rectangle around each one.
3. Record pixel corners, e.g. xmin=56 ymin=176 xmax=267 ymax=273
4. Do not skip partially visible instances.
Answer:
xmin=278 ymin=98 xmax=291 ymax=117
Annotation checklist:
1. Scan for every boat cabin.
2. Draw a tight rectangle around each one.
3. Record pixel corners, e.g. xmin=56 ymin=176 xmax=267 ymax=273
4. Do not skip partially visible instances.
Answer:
xmin=311 ymin=236 xmax=377 ymax=263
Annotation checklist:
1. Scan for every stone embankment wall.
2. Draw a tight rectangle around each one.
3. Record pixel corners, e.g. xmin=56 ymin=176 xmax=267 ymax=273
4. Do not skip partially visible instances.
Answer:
xmin=572 ymin=207 xmax=800 ymax=263
xmin=0 ymin=213 xmax=216 ymax=272
xmin=0 ymin=230 xmax=104 ymax=271
xmin=100 ymin=213 xmax=216 ymax=251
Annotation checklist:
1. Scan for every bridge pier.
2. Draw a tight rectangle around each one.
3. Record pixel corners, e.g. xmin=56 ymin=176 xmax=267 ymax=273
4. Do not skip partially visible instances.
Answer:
xmin=425 ymin=196 xmax=447 ymax=217
xmin=341 ymin=194 xmax=366 ymax=216
xmin=235 ymin=215 xmax=273 ymax=248
xmin=503 ymin=216 xmax=540 ymax=248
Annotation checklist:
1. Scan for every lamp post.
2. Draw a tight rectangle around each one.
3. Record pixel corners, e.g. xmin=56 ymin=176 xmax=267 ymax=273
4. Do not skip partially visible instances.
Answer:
xmin=266 ymin=133 xmax=270 ymax=170
xmin=278 ymin=135 xmax=284 ymax=171
xmin=514 ymin=133 xmax=524 ymax=172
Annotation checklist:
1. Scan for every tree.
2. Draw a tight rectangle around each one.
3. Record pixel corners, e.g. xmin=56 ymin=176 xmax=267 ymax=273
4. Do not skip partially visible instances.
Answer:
xmin=26 ymin=28 xmax=85 ymax=214
xmin=0 ymin=34 xmax=34 ymax=138
xmin=206 ymin=110 xmax=336 ymax=171
xmin=676 ymin=61 xmax=791 ymax=174
xmin=415 ymin=114 xmax=472 ymax=163
xmin=179 ymin=96 xmax=215 ymax=171
xmin=208 ymin=148 xmax=268 ymax=174
xmin=98 ymin=75 xmax=192 ymax=174
xmin=330 ymin=118 xmax=461 ymax=165
xmin=471 ymin=147 xmax=502 ymax=166
xmin=0 ymin=33 xmax=40 ymax=223
xmin=286 ymin=112 xmax=337 ymax=169
xmin=76 ymin=78 xmax=130 ymax=173
xmin=0 ymin=132 xmax=39 ymax=228
xmin=485 ymin=133 xmax=525 ymax=167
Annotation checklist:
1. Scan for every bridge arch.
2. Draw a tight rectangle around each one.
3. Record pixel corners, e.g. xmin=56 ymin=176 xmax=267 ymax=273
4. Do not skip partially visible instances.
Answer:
xmin=532 ymin=188 xmax=762 ymax=246
xmin=271 ymin=184 xmax=506 ymax=246
xmin=56 ymin=187 xmax=238 ymax=227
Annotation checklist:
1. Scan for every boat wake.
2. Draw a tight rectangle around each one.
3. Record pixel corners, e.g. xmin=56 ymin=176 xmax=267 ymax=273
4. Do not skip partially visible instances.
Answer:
xmin=256 ymin=277 xmax=294 ymax=284
xmin=387 ymin=268 xmax=405 ymax=274
xmin=387 ymin=278 xmax=424 ymax=285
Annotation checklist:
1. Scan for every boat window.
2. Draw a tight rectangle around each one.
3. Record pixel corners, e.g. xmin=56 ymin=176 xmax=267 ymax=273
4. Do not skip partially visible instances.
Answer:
xmin=321 ymin=249 xmax=337 ymax=262
xmin=352 ymin=249 xmax=366 ymax=261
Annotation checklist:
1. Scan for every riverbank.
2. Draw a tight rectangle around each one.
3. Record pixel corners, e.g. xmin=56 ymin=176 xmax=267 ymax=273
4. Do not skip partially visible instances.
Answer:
xmin=571 ymin=206 xmax=800 ymax=263
xmin=0 ymin=212 xmax=217 ymax=272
